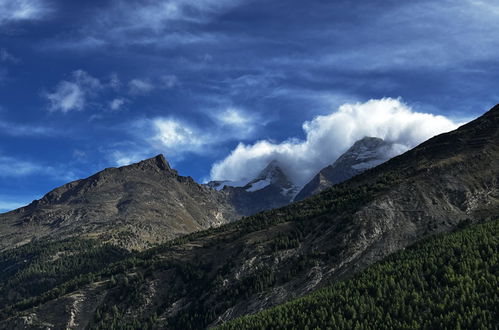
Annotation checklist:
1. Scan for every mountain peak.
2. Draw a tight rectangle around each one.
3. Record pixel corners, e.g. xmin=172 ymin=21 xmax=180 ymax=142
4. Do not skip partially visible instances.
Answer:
xmin=135 ymin=154 xmax=172 ymax=171
xmin=294 ymin=137 xmax=398 ymax=201
xmin=348 ymin=136 xmax=388 ymax=152
xmin=255 ymin=160 xmax=283 ymax=182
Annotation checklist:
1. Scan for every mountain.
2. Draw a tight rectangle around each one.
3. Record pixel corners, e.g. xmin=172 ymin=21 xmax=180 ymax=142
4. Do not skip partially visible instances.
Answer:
xmin=0 ymin=155 xmax=238 ymax=251
xmin=294 ymin=137 xmax=399 ymax=201
xmin=210 ymin=160 xmax=299 ymax=215
xmin=0 ymin=104 xmax=498 ymax=329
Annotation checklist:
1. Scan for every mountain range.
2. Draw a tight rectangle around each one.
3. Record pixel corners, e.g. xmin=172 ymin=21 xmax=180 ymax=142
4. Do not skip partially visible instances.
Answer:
xmin=0 ymin=135 xmax=396 ymax=252
xmin=0 ymin=104 xmax=497 ymax=329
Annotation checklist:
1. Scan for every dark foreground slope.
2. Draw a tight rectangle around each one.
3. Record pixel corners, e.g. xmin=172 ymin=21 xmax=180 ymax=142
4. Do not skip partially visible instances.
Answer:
xmin=219 ymin=219 xmax=499 ymax=330
xmin=0 ymin=155 xmax=238 ymax=251
xmin=0 ymin=104 xmax=498 ymax=329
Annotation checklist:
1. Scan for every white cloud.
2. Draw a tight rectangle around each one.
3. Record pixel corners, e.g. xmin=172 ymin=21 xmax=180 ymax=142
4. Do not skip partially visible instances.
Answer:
xmin=0 ymin=0 xmax=52 ymax=25
xmin=152 ymin=118 xmax=206 ymax=153
xmin=210 ymin=98 xmax=462 ymax=186
xmin=109 ymin=98 xmax=127 ymax=111
xmin=216 ymin=108 xmax=251 ymax=127
xmin=110 ymin=106 xmax=260 ymax=166
xmin=112 ymin=150 xmax=145 ymax=167
xmin=43 ymin=70 xmax=102 ymax=113
xmin=128 ymin=78 xmax=155 ymax=95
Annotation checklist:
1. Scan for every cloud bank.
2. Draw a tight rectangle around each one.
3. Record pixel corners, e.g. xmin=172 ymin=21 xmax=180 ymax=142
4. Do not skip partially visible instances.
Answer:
xmin=210 ymin=98 xmax=461 ymax=186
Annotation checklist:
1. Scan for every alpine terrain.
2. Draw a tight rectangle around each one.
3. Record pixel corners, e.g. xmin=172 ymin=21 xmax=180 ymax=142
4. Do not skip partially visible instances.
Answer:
xmin=0 ymin=104 xmax=497 ymax=329
xmin=0 ymin=155 xmax=238 ymax=251
xmin=209 ymin=160 xmax=299 ymax=216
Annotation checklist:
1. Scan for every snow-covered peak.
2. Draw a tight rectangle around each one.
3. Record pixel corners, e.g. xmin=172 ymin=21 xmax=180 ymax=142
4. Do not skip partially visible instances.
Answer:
xmin=333 ymin=137 xmax=396 ymax=170
xmin=248 ymin=160 xmax=294 ymax=189
xmin=294 ymin=137 xmax=404 ymax=201
xmin=208 ymin=160 xmax=298 ymax=197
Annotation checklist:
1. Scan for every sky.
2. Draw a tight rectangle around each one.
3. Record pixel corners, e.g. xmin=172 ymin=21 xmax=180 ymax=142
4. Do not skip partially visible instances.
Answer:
xmin=1 ymin=0 xmax=499 ymax=212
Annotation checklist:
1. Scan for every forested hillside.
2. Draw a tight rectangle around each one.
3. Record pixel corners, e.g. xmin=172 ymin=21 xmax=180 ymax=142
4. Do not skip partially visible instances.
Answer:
xmin=219 ymin=219 xmax=499 ymax=330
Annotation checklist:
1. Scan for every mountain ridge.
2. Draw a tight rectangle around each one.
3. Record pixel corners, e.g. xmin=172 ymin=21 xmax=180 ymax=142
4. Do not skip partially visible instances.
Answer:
xmin=0 ymin=154 xmax=239 ymax=251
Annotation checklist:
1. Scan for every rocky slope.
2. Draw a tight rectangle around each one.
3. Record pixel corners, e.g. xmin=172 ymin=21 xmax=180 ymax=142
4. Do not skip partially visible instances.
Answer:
xmin=0 ymin=155 xmax=238 ymax=251
xmin=210 ymin=160 xmax=299 ymax=216
xmin=1 ymin=104 xmax=498 ymax=329
xmin=294 ymin=137 xmax=400 ymax=201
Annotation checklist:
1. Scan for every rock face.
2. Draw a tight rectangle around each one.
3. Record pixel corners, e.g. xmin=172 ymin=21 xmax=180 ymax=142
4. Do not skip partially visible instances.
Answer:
xmin=0 ymin=155 xmax=238 ymax=251
xmin=294 ymin=137 xmax=400 ymax=201
xmin=212 ymin=160 xmax=299 ymax=215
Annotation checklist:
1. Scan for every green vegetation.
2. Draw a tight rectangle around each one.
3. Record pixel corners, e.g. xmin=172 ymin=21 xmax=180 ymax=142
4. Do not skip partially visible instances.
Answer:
xmin=218 ymin=219 xmax=499 ymax=330
xmin=0 ymin=239 xmax=129 ymax=313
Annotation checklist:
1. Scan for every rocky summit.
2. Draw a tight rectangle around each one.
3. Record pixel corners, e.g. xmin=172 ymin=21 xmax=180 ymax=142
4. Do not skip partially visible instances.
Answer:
xmin=0 ymin=155 xmax=238 ymax=251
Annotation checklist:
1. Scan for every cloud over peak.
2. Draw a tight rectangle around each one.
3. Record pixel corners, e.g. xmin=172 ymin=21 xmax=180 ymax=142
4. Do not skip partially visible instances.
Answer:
xmin=210 ymin=98 xmax=461 ymax=186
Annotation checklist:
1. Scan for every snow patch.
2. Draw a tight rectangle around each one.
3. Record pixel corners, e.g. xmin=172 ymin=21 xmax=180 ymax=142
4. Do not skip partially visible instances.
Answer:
xmin=246 ymin=179 xmax=271 ymax=192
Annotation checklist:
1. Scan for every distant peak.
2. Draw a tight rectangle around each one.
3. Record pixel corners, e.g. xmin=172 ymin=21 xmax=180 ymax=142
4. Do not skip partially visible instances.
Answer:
xmin=257 ymin=160 xmax=283 ymax=178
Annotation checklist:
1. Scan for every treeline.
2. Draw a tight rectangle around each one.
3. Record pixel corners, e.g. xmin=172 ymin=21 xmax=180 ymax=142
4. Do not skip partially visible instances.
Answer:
xmin=218 ymin=219 xmax=499 ymax=330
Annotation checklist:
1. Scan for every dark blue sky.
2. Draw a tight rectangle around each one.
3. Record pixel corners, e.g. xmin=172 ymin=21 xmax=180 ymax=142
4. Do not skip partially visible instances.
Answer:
xmin=1 ymin=0 xmax=498 ymax=211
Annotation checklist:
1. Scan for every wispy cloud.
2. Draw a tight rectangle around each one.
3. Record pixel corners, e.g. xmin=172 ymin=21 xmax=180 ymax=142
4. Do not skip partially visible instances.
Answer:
xmin=0 ymin=0 xmax=52 ymax=25
xmin=39 ymin=0 xmax=245 ymax=50
xmin=0 ymin=120 xmax=57 ymax=137
xmin=0 ymin=154 xmax=77 ymax=182
xmin=0 ymin=48 xmax=19 ymax=63
xmin=43 ymin=70 xmax=102 ymax=113
xmin=109 ymin=98 xmax=127 ymax=111
xmin=128 ymin=75 xmax=179 ymax=95
xmin=110 ymin=106 xmax=261 ymax=165
xmin=128 ymin=79 xmax=155 ymax=95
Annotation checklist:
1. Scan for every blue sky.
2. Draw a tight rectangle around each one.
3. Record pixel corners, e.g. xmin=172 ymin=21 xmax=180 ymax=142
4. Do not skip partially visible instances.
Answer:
xmin=1 ymin=0 xmax=499 ymax=212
